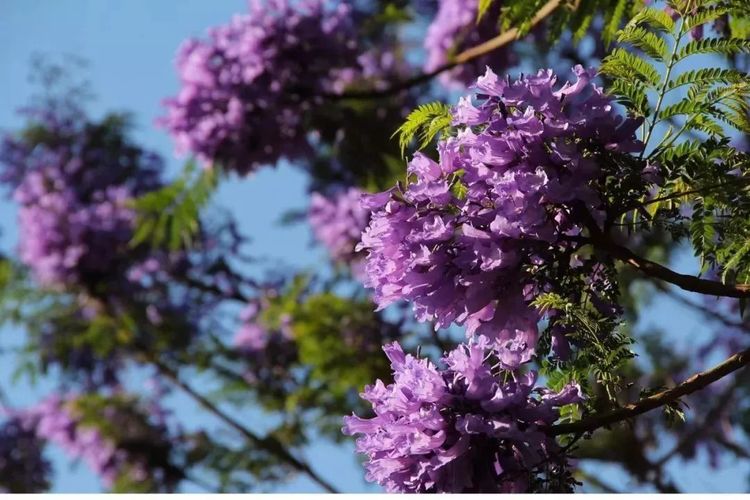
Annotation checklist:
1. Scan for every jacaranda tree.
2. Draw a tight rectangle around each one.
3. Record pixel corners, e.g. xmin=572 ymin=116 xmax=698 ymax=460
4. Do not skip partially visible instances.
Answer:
xmin=1 ymin=0 xmax=750 ymax=492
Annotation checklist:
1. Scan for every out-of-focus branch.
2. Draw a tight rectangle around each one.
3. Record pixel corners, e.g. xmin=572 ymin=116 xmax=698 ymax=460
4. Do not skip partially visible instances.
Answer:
xmin=654 ymin=375 xmax=743 ymax=468
xmin=146 ymin=354 xmax=339 ymax=493
xmin=550 ymin=346 xmax=750 ymax=436
xmin=329 ymin=0 xmax=565 ymax=100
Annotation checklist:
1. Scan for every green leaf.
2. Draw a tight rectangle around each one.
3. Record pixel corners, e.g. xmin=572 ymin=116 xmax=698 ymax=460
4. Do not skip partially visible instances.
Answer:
xmin=476 ymin=0 xmax=494 ymax=22
xmin=393 ymin=102 xmax=452 ymax=156
xmin=603 ymin=0 xmax=630 ymax=46
xmin=676 ymin=38 xmax=750 ymax=61
xmin=625 ymin=6 xmax=675 ymax=33
xmin=685 ymin=6 xmax=729 ymax=31
xmin=617 ymin=26 xmax=669 ymax=60
xmin=601 ymin=48 xmax=661 ymax=87
xmin=608 ymin=79 xmax=651 ymax=117
xmin=667 ymin=68 xmax=750 ymax=91
xmin=130 ymin=161 xmax=219 ymax=251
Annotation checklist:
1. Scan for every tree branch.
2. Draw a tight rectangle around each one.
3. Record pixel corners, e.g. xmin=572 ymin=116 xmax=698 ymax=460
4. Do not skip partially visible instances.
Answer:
xmin=577 ymin=207 xmax=750 ymax=298
xmin=549 ymin=346 xmax=750 ymax=436
xmin=147 ymin=355 xmax=339 ymax=493
xmin=328 ymin=0 xmax=565 ymax=100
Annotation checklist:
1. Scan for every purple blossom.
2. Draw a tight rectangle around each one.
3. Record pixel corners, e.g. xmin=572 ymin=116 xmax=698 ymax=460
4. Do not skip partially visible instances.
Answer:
xmin=424 ymin=0 xmax=514 ymax=88
xmin=0 ymin=110 xmax=162 ymax=289
xmin=343 ymin=342 xmax=582 ymax=493
xmin=24 ymin=395 xmax=123 ymax=487
xmin=357 ymin=66 xmax=643 ymax=356
xmin=308 ymin=187 xmax=370 ymax=273
xmin=23 ymin=394 xmax=179 ymax=491
xmin=158 ymin=0 xmax=361 ymax=175
xmin=0 ymin=416 xmax=51 ymax=492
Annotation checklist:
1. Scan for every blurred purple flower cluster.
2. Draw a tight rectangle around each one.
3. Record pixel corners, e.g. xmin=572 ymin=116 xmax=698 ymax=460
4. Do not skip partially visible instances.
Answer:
xmin=0 ymin=109 xmax=162 ymax=289
xmin=358 ymin=66 xmax=642 ymax=357
xmin=0 ymin=416 xmax=51 ymax=493
xmin=308 ymin=187 xmax=370 ymax=273
xmin=159 ymin=0 xmax=364 ymax=175
xmin=233 ymin=289 xmax=297 ymax=385
xmin=22 ymin=394 xmax=179 ymax=490
xmin=24 ymin=395 xmax=126 ymax=487
xmin=424 ymin=0 xmax=513 ymax=88
xmin=343 ymin=342 xmax=582 ymax=492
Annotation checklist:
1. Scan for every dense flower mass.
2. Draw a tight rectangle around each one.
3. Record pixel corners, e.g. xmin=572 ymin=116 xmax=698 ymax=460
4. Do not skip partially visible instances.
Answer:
xmin=0 ymin=416 xmax=51 ymax=493
xmin=23 ymin=395 xmax=179 ymax=491
xmin=25 ymin=395 xmax=124 ymax=486
xmin=0 ymin=110 xmax=162 ymax=289
xmin=358 ymin=65 xmax=642 ymax=357
xmin=308 ymin=187 xmax=370 ymax=270
xmin=159 ymin=0 xmax=362 ymax=175
xmin=424 ymin=0 xmax=513 ymax=88
xmin=343 ymin=342 xmax=582 ymax=493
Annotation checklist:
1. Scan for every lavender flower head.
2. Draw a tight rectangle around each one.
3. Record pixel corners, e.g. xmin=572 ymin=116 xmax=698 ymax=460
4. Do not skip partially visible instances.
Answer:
xmin=343 ymin=342 xmax=582 ymax=493
xmin=159 ymin=0 xmax=360 ymax=175
xmin=424 ymin=0 xmax=513 ymax=88
xmin=0 ymin=110 xmax=162 ymax=289
xmin=308 ymin=187 xmax=370 ymax=271
xmin=358 ymin=66 xmax=643 ymax=358
xmin=24 ymin=394 xmax=179 ymax=491
xmin=0 ymin=416 xmax=51 ymax=492
xmin=24 ymin=395 xmax=124 ymax=487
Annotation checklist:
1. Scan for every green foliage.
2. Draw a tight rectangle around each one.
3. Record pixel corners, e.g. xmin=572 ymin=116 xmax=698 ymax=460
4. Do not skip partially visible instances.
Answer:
xmin=676 ymin=37 xmax=750 ymax=61
xmin=393 ymin=102 xmax=452 ymax=157
xmin=617 ymin=26 xmax=669 ymax=60
xmin=476 ymin=0 xmax=495 ymax=23
xmin=601 ymin=48 xmax=662 ymax=87
xmin=130 ymin=161 xmax=219 ymax=251
xmin=534 ymin=293 xmax=635 ymax=404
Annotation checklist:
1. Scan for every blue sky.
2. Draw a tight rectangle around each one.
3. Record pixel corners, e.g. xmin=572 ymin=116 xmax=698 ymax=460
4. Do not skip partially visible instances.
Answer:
xmin=0 ymin=0 xmax=747 ymax=493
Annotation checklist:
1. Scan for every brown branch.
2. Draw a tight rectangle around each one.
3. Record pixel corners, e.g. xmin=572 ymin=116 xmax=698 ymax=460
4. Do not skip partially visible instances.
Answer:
xmin=328 ymin=0 xmax=565 ymax=100
xmin=147 ymin=355 xmax=339 ymax=493
xmin=549 ymin=346 xmax=750 ymax=436
xmin=577 ymin=207 xmax=750 ymax=298
xmin=654 ymin=374 xmax=743 ymax=468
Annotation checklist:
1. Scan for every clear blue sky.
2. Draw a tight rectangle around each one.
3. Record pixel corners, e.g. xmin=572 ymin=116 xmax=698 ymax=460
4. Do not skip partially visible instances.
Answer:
xmin=0 ymin=0 xmax=747 ymax=492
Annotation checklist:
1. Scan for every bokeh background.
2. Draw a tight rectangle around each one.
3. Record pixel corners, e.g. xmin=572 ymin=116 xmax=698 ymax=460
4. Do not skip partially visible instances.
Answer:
xmin=0 ymin=0 xmax=747 ymax=492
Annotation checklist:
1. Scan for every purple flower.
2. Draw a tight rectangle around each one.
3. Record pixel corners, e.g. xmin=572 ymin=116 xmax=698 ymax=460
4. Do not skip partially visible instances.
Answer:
xmin=0 ymin=110 xmax=162 ymax=290
xmin=308 ymin=187 xmax=370 ymax=273
xmin=343 ymin=342 xmax=583 ymax=493
xmin=23 ymin=394 xmax=179 ymax=491
xmin=357 ymin=66 xmax=643 ymax=354
xmin=424 ymin=0 xmax=514 ymax=88
xmin=158 ymin=0 xmax=361 ymax=175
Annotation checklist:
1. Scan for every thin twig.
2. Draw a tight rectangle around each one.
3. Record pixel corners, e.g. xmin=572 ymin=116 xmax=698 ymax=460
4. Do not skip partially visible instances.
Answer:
xmin=327 ymin=0 xmax=565 ymax=100
xmin=549 ymin=346 xmax=750 ymax=436
xmin=576 ymin=208 xmax=750 ymax=298
xmin=148 ymin=355 xmax=339 ymax=493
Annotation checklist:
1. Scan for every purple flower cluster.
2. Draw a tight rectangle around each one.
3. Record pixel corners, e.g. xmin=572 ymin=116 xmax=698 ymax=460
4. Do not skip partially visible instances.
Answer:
xmin=343 ymin=342 xmax=582 ymax=492
xmin=23 ymin=394 xmax=179 ymax=491
xmin=0 ymin=111 xmax=162 ymax=289
xmin=0 ymin=416 xmax=51 ymax=493
xmin=159 ymin=0 xmax=361 ymax=175
xmin=424 ymin=0 xmax=513 ymax=88
xmin=25 ymin=395 xmax=125 ymax=487
xmin=358 ymin=66 xmax=642 ymax=357
xmin=15 ymin=174 xmax=136 ymax=288
xmin=233 ymin=293 xmax=297 ymax=385
xmin=308 ymin=187 xmax=370 ymax=271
